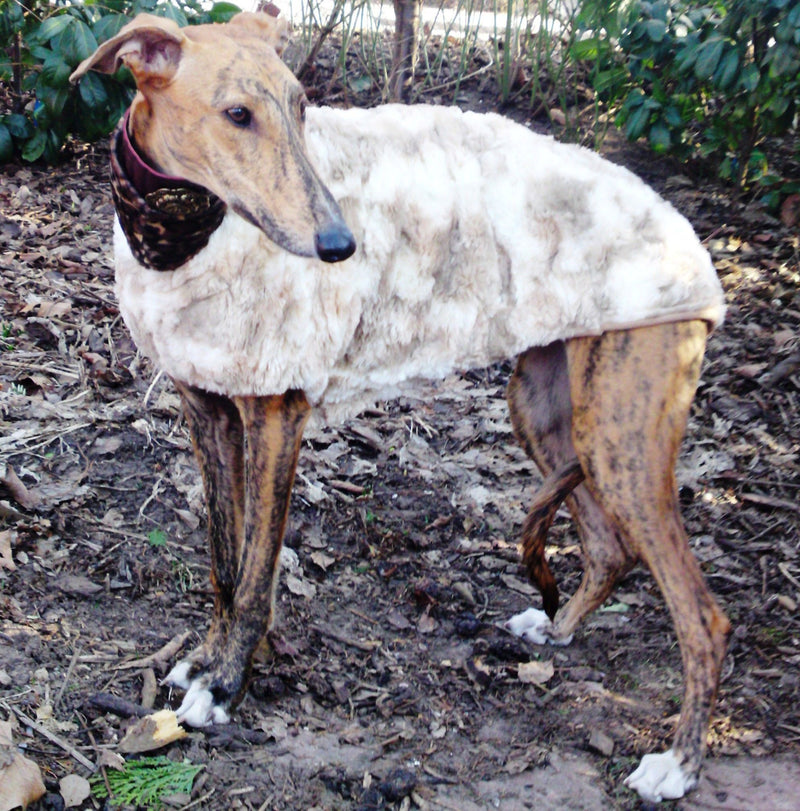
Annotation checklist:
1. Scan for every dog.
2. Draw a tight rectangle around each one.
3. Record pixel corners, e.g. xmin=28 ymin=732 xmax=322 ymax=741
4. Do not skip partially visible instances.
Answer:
xmin=71 ymin=11 xmax=731 ymax=802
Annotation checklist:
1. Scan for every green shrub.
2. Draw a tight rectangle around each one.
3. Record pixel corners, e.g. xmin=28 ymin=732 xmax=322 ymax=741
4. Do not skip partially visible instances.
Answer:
xmin=576 ymin=0 xmax=800 ymax=187
xmin=0 ymin=0 xmax=241 ymax=164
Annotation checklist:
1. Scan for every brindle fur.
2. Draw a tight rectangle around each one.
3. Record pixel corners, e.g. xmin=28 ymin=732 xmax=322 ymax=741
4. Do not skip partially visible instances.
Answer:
xmin=509 ymin=323 xmax=730 ymax=784
xmin=175 ymin=384 xmax=309 ymax=709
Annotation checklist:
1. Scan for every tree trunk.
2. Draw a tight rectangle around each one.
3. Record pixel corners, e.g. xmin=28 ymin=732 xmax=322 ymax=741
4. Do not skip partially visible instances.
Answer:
xmin=390 ymin=0 xmax=422 ymax=102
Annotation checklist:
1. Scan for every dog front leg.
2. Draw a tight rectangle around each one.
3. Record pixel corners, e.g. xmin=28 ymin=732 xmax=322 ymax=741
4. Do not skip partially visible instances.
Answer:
xmin=167 ymin=381 xmax=245 ymax=689
xmin=174 ymin=389 xmax=310 ymax=727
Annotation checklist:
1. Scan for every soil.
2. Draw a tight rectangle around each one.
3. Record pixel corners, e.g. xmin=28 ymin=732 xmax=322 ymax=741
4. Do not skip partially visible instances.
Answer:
xmin=1 ymin=35 xmax=799 ymax=811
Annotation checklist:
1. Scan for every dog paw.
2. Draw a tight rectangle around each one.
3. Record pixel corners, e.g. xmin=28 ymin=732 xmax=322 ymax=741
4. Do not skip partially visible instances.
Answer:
xmin=174 ymin=676 xmax=231 ymax=727
xmin=624 ymin=749 xmax=697 ymax=802
xmin=164 ymin=660 xmax=194 ymax=690
xmin=505 ymin=608 xmax=573 ymax=646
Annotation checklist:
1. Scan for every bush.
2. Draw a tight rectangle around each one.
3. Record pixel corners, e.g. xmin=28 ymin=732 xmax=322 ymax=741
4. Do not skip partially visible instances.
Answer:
xmin=0 ymin=0 xmax=241 ymax=164
xmin=576 ymin=0 xmax=800 ymax=187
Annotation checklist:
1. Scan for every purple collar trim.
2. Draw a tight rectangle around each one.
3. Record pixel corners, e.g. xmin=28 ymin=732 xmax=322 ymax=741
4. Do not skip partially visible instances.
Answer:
xmin=117 ymin=109 xmax=197 ymax=199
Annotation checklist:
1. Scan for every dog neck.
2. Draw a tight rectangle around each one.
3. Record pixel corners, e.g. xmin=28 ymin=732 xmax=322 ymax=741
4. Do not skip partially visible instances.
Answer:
xmin=109 ymin=111 xmax=226 ymax=271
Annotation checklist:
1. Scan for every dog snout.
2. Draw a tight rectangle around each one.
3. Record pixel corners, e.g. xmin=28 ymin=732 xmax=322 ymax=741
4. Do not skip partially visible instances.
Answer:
xmin=315 ymin=221 xmax=356 ymax=263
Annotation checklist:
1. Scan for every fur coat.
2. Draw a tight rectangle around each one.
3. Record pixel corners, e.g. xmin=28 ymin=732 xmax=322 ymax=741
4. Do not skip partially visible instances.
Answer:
xmin=114 ymin=104 xmax=724 ymax=411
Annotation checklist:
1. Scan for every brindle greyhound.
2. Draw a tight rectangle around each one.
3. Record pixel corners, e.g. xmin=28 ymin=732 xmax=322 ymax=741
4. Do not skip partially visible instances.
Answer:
xmin=71 ymin=11 xmax=730 ymax=802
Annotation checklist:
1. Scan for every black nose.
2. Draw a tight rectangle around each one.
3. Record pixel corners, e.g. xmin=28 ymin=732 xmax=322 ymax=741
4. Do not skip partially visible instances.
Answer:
xmin=315 ymin=223 xmax=356 ymax=263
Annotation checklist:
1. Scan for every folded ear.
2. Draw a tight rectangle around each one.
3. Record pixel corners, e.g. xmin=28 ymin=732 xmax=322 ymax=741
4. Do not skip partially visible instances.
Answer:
xmin=70 ymin=13 xmax=186 ymax=87
xmin=226 ymin=11 xmax=290 ymax=55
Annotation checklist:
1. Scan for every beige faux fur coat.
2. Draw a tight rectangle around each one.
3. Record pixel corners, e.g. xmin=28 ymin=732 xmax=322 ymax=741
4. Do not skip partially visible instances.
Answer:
xmin=114 ymin=104 xmax=724 ymax=411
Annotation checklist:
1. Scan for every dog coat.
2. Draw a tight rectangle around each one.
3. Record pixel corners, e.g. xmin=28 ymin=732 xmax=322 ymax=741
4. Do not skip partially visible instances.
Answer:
xmin=113 ymin=104 xmax=725 ymax=411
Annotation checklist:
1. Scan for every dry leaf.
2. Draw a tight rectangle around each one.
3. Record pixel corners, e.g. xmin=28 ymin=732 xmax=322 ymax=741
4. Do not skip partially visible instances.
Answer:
xmin=55 ymin=574 xmax=103 ymax=597
xmin=97 ymin=750 xmax=125 ymax=770
xmin=0 ymin=721 xmax=46 ymax=811
xmin=59 ymin=774 xmax=91 ymax=808
xmin=0 ymin=531 xmax=15 ymax=572
xmin=517 ymin=660 xmax=555 ymax=685
xmin=260 ymin=716 xmax=288 ymax=740
xmin=118 ymin=709 xmax=186 ymax=753
xmin=285 ymin=573 xmax=316 ymax=599
xmin=0 ymin=463 xmax=39 ymax=510
xmin=417 ymin=611 xmax=436 ymax=634
xmin=310 ymin=551 xmax=336 ymax=570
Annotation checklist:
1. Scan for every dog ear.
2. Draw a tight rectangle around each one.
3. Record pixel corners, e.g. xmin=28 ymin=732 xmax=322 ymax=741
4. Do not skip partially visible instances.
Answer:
xmin=227 ymin=11 xmax=291 ymax=56
xmin=70 ymin=14 xmax=186 ymax=87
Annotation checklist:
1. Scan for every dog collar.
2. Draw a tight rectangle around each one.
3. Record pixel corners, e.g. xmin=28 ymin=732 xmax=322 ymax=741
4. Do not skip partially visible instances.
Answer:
xmin=109 ymin=112 xmax=226 ymax=271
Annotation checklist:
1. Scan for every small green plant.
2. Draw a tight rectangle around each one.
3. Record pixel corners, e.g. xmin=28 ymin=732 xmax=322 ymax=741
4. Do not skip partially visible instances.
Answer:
xmin=147 ymin=528 xmax=168 ymax=547
xmin=90 ymin=756 xmax=203 ymax=810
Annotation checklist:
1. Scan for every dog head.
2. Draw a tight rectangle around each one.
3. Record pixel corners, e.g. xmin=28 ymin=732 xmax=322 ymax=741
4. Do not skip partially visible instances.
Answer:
xmin=71 ymin=12 xmax=355 ymax=262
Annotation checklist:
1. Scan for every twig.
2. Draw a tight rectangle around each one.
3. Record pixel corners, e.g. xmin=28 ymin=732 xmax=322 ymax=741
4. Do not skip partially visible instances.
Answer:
xmin=143 ymin=369 xmax=164 ymax=408
xmin=778 ymin=562 xmax=800 ymax=592
xmin=740 ymin=492 xmax=800 ymax=514
xmin=88 ymin=692 xmax=150 ymax=718
xmin=114 ymin=630 xmax=192 ymax=671
xmin=2 ymin=701 xmax=96 ymax=772
xmin=312 ymin=624 xmax=381 ymax=652
xmin=53 ymin=646 xmax=81 ymax=714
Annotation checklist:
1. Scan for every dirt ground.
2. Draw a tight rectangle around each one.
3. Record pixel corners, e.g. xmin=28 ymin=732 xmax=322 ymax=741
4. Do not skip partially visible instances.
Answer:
xmin=2 ymin=38 xmax=800 ymax=811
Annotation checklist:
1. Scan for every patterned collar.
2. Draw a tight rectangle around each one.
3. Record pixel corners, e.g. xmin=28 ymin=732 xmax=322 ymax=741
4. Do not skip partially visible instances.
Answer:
xmin=109 ymin=112 xmax=226 ymax=271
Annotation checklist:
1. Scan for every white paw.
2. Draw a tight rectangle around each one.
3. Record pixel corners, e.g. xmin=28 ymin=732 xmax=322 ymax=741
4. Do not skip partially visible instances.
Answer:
xmin=505 ymin=608 xmax=573 ymax=646
xmin=624 ymin=749 xmax=696 ymax=802
xmin=175 ymin=678 xmax=230 ymax=727
xmin=164 ymin=660 xmax=193 ymax=690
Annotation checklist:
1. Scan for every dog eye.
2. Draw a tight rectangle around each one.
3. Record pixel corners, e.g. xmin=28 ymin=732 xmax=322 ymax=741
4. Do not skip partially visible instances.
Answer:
xmin=225 ymin=107 xmax=252 ymax=127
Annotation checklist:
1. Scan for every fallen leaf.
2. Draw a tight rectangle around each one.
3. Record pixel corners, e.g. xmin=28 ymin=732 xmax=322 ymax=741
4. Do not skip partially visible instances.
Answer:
xmin=59 ymin=774 xmax=91 ymax=808
xmin=97 ymin=750 xmax=125 ymax=770
xmin=0 ymin=531 xmax=15 ymax=572
xmin=260 ymin=716 xmax=288 ymax=740
xmin=119 ymin=709 xmax=187 ymax=753
xmin=309 ymin=551 xmax=336 ymax=570
xmin=0 ymin=721 xmax=46 ymax=811
xmin=0 ymin=463 xmax=39 ymax=510
xmin=588 ymin=728 xmax=615 ymax=757
xmin=285 ymin=573 xmax=316 ymax=599
xmin=417 ymin=611 xmax=437 ymax=634
xmin=517 ymin=660 xmax=555 ymax=685
xmin=55 ymin=574 xmax=103 ymax=597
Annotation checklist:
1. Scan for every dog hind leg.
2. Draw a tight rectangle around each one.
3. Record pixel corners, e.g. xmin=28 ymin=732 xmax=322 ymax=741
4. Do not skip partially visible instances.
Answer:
xmin=566 ymin=322 xmax=731 ymax=802
xmin=506 ymin=342 xmax=636 ymax=645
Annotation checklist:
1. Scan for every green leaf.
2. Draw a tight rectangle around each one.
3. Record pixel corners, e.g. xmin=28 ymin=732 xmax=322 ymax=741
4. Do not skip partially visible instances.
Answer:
xmin=69 ymin=19 xmax=98 ymax=64
xmin=0 ymin=123 xmax=13 ymax=163
xmin=208 ymin=3 xmax=242 ymax=23
xmin=21 ymin=128 xmax=46 ymax=162
xmin=31 ymin=14 xmax=72 ymax=45
xmin=5 ymin=113 xmax=33 ymax=139
xmin=592 ymin=65 xmax=629 ymax=95
xmin=738 ymin=62 xmax=760 ymax=92
xmin=714 ymin=48 xmax=739 ymax=89
xmin=40 ymin=52 xmax=73 ymax=87
xmin=571 ymin=36 xmax=604 ymax=61
xmin=624 ymin=103 xmax=651 ymax=140
xmin=93 ymin=13 xmax=128 ymax=44
xmin=157 ymin=5 xmax=189 ymax=27
xmin=36 ymin=83 xmax=71 ymax=120
xmin=694 ymin=36 xmax=725 ymax=80
xmin=648 ymin=120 xmax=671 ymax=152
xmin=78 ymin=71 xmax=109 ymax=110
xmin=644 ymin=18 xmax=667 ymax=42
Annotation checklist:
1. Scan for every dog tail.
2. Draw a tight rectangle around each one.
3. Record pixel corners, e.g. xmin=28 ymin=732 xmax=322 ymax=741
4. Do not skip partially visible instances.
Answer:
xmin=521 ymin=459 xmax=585 ymax=620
